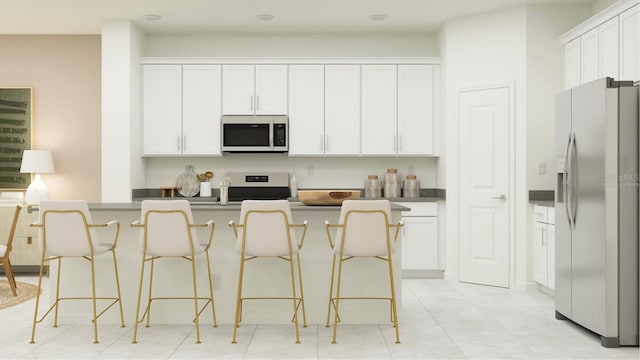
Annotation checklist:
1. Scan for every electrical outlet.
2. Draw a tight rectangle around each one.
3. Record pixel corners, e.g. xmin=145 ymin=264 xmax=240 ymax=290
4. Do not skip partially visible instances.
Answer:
xmin=211 ymin=274 xmax=221 ymax=291
xmin=537 ymin=161 xmax=547 ymax=175
xmin=307 ymin=165 xmax=314 ymax=175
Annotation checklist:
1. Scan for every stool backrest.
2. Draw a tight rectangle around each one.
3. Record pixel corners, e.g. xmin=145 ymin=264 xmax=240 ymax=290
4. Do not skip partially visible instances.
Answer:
xmin=39 ymin=200 xmax=100 ymax=257
xmin=139 ymin=200 xmax=201 ymax=257
xmin=335 ymin=200 xmax=394 ymax=257
xmin=237 ymin=200 xmax=298 ymax=256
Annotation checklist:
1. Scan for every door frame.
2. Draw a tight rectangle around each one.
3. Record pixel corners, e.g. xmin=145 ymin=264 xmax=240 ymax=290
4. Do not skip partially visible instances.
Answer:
xmin=456 ymin=82 xmax=516 ymax=288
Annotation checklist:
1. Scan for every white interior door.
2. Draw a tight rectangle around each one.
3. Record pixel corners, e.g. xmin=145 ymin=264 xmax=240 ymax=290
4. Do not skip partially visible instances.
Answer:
xmin=458 ymin=86 xmax=511 ymax=288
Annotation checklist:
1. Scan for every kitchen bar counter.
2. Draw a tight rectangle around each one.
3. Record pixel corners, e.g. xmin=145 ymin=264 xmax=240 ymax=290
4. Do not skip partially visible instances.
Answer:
xmin=43 ymin=202 xmax=406 ymax=326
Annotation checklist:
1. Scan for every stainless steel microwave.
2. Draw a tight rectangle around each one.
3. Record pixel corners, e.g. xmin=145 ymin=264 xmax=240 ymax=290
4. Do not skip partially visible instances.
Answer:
xmin=221 ymin=115 xmax=288 ymax=153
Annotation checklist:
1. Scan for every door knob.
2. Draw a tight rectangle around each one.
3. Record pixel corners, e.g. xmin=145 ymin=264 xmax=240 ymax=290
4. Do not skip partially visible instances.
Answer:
xmin=491 ymin=194 xmax=507 ymax=202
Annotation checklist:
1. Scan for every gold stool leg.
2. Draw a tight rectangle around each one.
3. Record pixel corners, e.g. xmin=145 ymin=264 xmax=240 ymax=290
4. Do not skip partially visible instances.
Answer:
xmin=288 ymin=257 xmax=300 ymax=344
xmin=205 ymin=251 xmax=217 ymax=327
xmin=325 ymin=254 xmax=337 ymax=327
xmin=89 ymin=254 xmax=99 ymax=344
xmin=296 ymin=254 xmax=307 ymax=328
xmin=53 ymin=257 xmax=62 ymax=328
xmin=387 ymin=256 xmax=400 ymax=344
xmin=111 ymin=250 xmax=125 ymax=327
xmin=145 ymin=258 xmax=155 ymax=328
xmin=331 ymin=256 xmax=344 ymax=344
xmin=5 ymin=258 xmax=17 ymax=296
xmin=132 ymin=254 xmax=147 ymax=344
xmin=29 ymin=255 xmax=46 ymax=344
xmin=231 ymin=256 xmax=246 ymax=344
xmin=190 ymin=255 xmax=201 ymax=344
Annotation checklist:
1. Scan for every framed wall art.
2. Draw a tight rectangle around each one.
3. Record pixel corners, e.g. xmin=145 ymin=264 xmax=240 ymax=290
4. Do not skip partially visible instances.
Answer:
xmin=0 ymin=88 xmax=32 ymax=190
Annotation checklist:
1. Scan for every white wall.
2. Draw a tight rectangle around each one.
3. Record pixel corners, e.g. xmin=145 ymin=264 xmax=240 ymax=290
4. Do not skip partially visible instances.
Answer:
xmin=102 ymin=21 xmax=146 ymax=202
xmin=440 ymin=6 xmax=527 ymax=285
xmin=526 ymin=4 xmax=592 ymax=191
xmin=592 ymin=0 xmax=622 ymax=14
xmin=144 ymin=156 xmax=437 ymax=191
xmin=145 ymin=33 xmax=438 ymax=57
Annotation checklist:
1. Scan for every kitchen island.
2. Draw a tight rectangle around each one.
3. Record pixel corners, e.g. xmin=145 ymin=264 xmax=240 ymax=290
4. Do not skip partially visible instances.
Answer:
xmin=41 ymin=202 xmax=408 ymax=325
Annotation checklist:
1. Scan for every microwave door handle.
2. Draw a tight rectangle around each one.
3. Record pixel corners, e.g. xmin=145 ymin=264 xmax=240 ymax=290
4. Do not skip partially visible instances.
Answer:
xmin=269 ymin=123 xmax=274 ymax=148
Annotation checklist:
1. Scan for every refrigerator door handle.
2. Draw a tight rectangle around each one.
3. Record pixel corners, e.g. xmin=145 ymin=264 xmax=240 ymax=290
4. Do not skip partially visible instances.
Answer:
xmin=564 ymin=133 xmax=573 ymax=227
xmin=570 ymin=132 xmax=578 ymax=225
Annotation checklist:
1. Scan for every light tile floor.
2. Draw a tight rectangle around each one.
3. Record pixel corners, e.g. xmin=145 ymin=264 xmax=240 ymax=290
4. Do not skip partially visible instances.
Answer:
xmin=1 ymin=276 xmax=638 ymax=359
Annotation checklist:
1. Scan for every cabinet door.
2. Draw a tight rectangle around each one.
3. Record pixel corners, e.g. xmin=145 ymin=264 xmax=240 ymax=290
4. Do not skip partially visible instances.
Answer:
xmin=182 ymin=65 xmax=222 ymax=156
xmin=325 ymin=65 xmax=361 ymax=155
xmin=255 ymin=65 xmax=288 ymax=115
xmin=533 ymin=221 xmax=548 ymax=286
xmin=142 ymin=65 xmax=183 ymax=155
xmin=401 ymin=216 xmax=438 ymax=270
xmin=565 ymin=38 xmax=581 ymax=89
xmin=598 ymin=16 xmax=619 ymax=79
xmin=288 ymin=65 xmax=325 ymax=155
xmin=222 ymin=65 xmax=255 ymax=115
xmin=398 ymin=65 xmax=434 ymax=155
xmin=619 ymin=5 xmax=639 ymax=81
xmin=361 ymin=65 xmax=397 ymax=155
xmin=547 ymin=224 xmax=555 ymax=290
xmin=581 ymin=28 xmax=599 ymax=84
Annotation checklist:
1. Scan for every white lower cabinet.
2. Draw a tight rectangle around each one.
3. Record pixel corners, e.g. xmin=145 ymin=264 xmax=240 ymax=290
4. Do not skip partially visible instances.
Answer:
xmin=400 ymin=202 xmax=440 ymax=276
xmin=533 ymin=205 xmax=555 ymax=290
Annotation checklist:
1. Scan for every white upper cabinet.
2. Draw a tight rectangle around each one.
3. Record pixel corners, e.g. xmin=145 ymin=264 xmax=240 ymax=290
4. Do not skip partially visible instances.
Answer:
xmin=562 ymin=1 xmax=639 ymax=88
xmin=143 ymin=65 xmax=183 ymax=155
xmin=182 ymin=65 xmax=222 ymax=156
xmin=580 ymin=28 xmax=599 ymax=83
xmin=222 ymin=64 xmax=287 ymax=115
xmin=619 ymin=5 xmax=639 ymax=81
xmin=565 ymin=38 xmax=581 ymax=89
xmin=361 ymin=65 xmax=397 ymax=155
xmin=398 ymin=65 xmax=435 ymax=155
xmin=325 ymin=65 xmax=361 ymax=155
xmin=143 ymin=64 xmax=222 ymax=156
xmin=255 ymin=65 xmax=288 ymax=115
xmin=598 ymin=16 xmax=619 ymax=79
xmin=288 ymin=65 xmax=325 ymax=156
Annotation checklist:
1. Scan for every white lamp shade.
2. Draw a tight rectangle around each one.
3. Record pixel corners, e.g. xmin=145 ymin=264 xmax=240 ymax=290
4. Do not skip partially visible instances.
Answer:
xmin=20 ymin=150 xmax=55 ymax=174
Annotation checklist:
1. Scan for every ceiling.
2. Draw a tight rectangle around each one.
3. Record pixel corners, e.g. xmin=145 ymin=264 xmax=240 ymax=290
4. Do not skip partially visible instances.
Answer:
xmin=0 ymin=0 xmax=595 ymax=35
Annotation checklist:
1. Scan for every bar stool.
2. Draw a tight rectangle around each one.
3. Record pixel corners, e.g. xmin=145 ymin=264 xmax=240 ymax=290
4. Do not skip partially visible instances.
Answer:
xmin=0 ymin=204 xmax=21 ymax=296
xmin=131 ymin=200 xmax=216 ymax=344
xmin=324 ymin=200 xmax=403 ymax=344
xmin=229 ymin=200 xmax=308 ymax=344
xmin=30 ymin=200 xmax=125 ymax=344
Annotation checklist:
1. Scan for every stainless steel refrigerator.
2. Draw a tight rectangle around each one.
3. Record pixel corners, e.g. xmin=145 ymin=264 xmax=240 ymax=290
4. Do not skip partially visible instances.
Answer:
xmin=555 ymin=77 xmax=638 ymax=348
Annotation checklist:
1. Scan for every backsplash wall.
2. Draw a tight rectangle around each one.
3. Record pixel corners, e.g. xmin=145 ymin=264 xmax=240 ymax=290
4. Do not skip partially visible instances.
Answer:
xmin=144 ymin=156 xmax=438 ymax=191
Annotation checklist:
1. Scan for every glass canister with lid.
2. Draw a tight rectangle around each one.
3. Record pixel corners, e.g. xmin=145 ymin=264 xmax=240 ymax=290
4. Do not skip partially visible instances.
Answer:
xmin=384 ymin=168 xmax=401 ymax=198
xmin=403 ymin=175 xmax=420 ymax=198
xmin=364 ymin=175 xmax=381 ymax=198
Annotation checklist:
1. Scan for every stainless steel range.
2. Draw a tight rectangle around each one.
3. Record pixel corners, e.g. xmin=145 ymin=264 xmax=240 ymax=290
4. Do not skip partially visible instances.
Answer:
xmin=226 ymin=171 xmax=290 ymax=201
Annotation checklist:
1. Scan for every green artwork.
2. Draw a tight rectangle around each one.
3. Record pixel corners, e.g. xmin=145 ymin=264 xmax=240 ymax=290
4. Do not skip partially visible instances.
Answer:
xmin=0 ymin=88 xmax=32 ymax=189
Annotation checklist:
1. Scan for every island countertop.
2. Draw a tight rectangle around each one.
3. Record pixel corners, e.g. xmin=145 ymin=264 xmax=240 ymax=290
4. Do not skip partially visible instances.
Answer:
xmin=81 ymin=201 xmax=410 ymax=212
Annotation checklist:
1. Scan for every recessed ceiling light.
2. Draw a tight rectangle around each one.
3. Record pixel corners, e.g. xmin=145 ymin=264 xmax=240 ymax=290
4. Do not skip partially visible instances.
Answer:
xmin=256 ymin=14 xmax=274 ymax=21
xmin=369 ymin=14 xmax=388 ymax=21
xmin=143 ymin=14 xmax=162 ymax=21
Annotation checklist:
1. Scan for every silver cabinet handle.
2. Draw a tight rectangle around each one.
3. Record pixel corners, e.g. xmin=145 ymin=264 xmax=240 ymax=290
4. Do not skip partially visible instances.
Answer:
xmin=393 ymin=135 xmax=397 ymax=152
xmin=183 ymin=135 xmax=186 ymax=152
xmin=256 ymin=95 xmax=260 ymax=112
xmin=177 ymin=135 xmax=181 ymax=152
xmin=398 ymin=135 xmax=402 ymax=153
xmin=325 ymin=135 xmax=329 ymax=152
xmin=491 ymin=194 xmax=507 ymax=201
xmin=320 ymin=135 xmax=324 ymax=153
xmin=250 ymin=95 xmax=254 ymax=112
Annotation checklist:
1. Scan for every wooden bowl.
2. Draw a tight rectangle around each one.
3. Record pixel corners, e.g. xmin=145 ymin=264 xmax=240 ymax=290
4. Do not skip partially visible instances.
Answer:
xmin=297 ymin=190 xmax=360 ymax=205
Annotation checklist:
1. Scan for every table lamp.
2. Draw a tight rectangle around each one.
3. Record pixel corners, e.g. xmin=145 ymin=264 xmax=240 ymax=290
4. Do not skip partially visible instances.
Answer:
xmin=20 ymin=150 xmax=55 ymax=204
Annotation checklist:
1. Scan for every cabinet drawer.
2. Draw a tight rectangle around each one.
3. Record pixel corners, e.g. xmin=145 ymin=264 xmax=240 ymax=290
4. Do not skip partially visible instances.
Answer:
xmin=400 ymin=202 xmax=437 ymax=217
xmin=533 ymin=205 xmax=548 ymax=222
